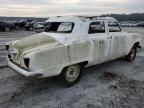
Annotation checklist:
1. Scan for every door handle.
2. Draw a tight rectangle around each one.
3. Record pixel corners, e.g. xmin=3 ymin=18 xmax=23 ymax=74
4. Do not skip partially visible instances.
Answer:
xmin=107 ymin=37 xmax=112 ymax=39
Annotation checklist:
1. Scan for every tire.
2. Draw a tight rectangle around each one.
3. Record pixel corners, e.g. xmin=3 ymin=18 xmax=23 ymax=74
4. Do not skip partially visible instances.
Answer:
xmin=125 ymin=45 xmax=137 ymax=62
xmin=60 ymin=64 xmax=83 ymax=87
xmin=4 ymin=27 xmax=10 ymax=32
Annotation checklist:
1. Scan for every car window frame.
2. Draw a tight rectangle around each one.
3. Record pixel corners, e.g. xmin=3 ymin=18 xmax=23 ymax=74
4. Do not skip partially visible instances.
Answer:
xmin=88 ymin=21 xmax=106 ymax=34
xmin=44 ymin=22 xmax=75 ymax=33
xmin=108 ymin=21 xmax=121 ymax=32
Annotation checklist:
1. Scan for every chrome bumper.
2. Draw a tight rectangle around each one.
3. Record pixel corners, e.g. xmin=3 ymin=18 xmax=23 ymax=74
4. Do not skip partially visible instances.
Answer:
xmin=8 ymin=59 xmax=43 ymax=77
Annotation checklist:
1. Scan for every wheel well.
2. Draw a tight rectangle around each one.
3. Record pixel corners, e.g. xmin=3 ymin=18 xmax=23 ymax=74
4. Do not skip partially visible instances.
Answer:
xmin=134 ymin=42 xmax=140 ymax=46
xmin=78 ymin=61 xmax=88 ymax=67
xmin=134 ymin=42 xmax=141 ymax=49
xmin=61 ymin=61 xmax=88 ymax=74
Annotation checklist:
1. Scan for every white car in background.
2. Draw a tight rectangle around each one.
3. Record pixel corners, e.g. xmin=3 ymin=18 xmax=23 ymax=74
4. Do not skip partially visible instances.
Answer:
xmin=6 ymin=16 xmax=142 ymax=87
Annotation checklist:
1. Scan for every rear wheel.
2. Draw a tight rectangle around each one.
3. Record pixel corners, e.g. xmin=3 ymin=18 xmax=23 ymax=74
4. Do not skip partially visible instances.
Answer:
xmin=60 ymin=64 xmax=82 ymax=87
xmin=4 ymin=27 xmax=10 ymax=32
xmin=125 ymin=46 xmax=137 ymax=62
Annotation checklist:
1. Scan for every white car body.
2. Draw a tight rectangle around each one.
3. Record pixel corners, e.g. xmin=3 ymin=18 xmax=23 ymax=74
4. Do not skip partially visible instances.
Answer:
xmin=6 ymin=16 xmax=142 ymax=78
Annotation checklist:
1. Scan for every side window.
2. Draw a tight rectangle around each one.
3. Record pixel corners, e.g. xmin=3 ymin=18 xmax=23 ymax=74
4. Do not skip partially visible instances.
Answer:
xmin=108 ymin=21 xmax=121 ymax=32
xmin=89 ymin=21 xmax=105 ymax=34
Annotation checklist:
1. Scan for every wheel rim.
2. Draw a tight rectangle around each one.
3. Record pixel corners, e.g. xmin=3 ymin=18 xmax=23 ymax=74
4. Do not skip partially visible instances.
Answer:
xmin=5 ymin=27 xmax=10 ymax=31
xmin=65 ymin=65 xmax=80 ymax=82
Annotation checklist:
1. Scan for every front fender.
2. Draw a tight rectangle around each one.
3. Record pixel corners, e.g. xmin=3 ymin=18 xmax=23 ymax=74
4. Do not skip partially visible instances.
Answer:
xmin=126 ymin=33 xmax=142 ymax=55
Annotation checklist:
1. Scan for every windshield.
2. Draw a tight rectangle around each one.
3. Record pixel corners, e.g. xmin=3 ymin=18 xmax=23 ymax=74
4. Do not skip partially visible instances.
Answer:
xmin=18 ymin=19 xmax=23 ymax=22
xmin=44 ymin=22 xmax=74 ymax=33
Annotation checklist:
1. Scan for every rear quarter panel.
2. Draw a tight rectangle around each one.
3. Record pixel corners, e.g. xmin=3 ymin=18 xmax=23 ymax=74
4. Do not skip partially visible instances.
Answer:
xmin=29 ymin=40 xmax=92 ymax=77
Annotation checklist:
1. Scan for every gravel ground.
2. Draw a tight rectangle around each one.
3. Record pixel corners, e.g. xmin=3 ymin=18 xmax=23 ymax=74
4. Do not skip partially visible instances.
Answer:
xmin=0 ymin=27 xmax=144 ymax=108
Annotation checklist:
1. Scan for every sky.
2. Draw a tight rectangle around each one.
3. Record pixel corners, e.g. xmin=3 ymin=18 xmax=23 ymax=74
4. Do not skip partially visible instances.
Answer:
xmin=0 ymin=0 xmax=144 ymax=17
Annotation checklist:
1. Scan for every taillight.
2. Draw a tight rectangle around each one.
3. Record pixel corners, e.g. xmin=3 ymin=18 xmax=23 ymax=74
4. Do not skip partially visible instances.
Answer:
xmin=6 ymin=45 xmax=9 ymax=50
xmin=24 ymin=58 xmax=30 ymax=68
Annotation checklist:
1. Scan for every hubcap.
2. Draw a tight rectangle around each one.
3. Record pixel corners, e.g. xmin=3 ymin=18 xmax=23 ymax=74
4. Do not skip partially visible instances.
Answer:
xmin=65 ymin=65 xmax=80 ymax=82
xmin=5 ymin=27 xmax=10 ymax=31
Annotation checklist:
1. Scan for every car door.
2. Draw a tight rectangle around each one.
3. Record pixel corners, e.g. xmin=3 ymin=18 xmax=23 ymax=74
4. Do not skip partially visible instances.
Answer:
xmin=88 ymin=21 xmax=111 ymax=65
xmin=108 ymin=21 xmax=126 ymax=59
xmin=107 ymin=21 xmax=120 ymax=60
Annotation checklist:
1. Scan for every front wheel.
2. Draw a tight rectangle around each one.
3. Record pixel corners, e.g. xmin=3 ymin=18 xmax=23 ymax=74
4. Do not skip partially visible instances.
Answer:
xmin=125 ymin=46 xmax=137 ymax=62
xmin=4 ymin=27 xmax=10 ymax=32
xmin=60 ymin=64 xmax=82 ymax=87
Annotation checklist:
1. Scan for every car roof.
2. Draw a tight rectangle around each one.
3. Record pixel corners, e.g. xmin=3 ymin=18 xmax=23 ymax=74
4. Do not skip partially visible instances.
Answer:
xmin=0 ymin=21 xmax=6 ymax=23
xmin=46 ymin=16 xmax=117 ymax=23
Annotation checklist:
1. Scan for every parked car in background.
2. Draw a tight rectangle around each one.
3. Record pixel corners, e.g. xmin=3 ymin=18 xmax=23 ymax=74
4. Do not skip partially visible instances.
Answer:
xmin=121 ymin=22 xmax=132 ymax=27
xmin=33 ymin=22 xmax=45 ymax=33
xmin=25 ymin=20 xmax=36 ymax=31
xmin=0 ymin=21 xmax=15 ymax=32
xmin=6 ymin=16 xmax=142 ymax=87
xmin=120 ymin=21 xmax=144 ymax=27
xmin=14 ymin=19 xmax=27 ymax=29
xmin=14 ymin=19 xmax=34 ymax=29
xmin=33 ymin=21 xmax=50 ymax=33
xmin=137 ymin=22 xmax=144 ymax=27
xmin=130 ymin=22 xmax=138 ymax=27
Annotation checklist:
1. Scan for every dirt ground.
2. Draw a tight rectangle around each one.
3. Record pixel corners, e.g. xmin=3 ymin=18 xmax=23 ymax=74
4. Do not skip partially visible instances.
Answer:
xmin=0 ymin=27 xmax=144 ymax=108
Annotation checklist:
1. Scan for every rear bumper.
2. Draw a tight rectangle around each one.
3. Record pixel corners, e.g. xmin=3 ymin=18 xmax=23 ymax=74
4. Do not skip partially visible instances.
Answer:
xmin=8 ymin=59 xmax=43 ymax=77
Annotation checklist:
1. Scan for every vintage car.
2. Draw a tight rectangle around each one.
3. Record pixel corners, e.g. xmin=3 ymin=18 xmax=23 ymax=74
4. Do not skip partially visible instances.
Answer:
xmin=6 ymin=16 xmax=142 ymax=87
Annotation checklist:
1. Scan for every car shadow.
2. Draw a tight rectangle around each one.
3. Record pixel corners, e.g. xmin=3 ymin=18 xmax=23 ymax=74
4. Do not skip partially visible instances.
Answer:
xmin=4 ymin=58 xmax=130 ymax=105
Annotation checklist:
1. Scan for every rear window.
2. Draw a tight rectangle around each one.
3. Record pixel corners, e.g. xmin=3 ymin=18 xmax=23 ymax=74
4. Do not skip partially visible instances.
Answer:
xmin=44 ymin=22 xmax=74 ymax=33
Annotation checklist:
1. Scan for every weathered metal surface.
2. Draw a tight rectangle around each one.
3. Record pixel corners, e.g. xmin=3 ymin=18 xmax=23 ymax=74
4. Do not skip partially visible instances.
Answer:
xmin=6 ymin=16 xmax=142 ymax=78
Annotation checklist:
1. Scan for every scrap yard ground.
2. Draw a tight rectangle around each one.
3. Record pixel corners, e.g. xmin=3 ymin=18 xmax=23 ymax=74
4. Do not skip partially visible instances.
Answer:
xmin=0 ymin=27 xmax=144 ymax=108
